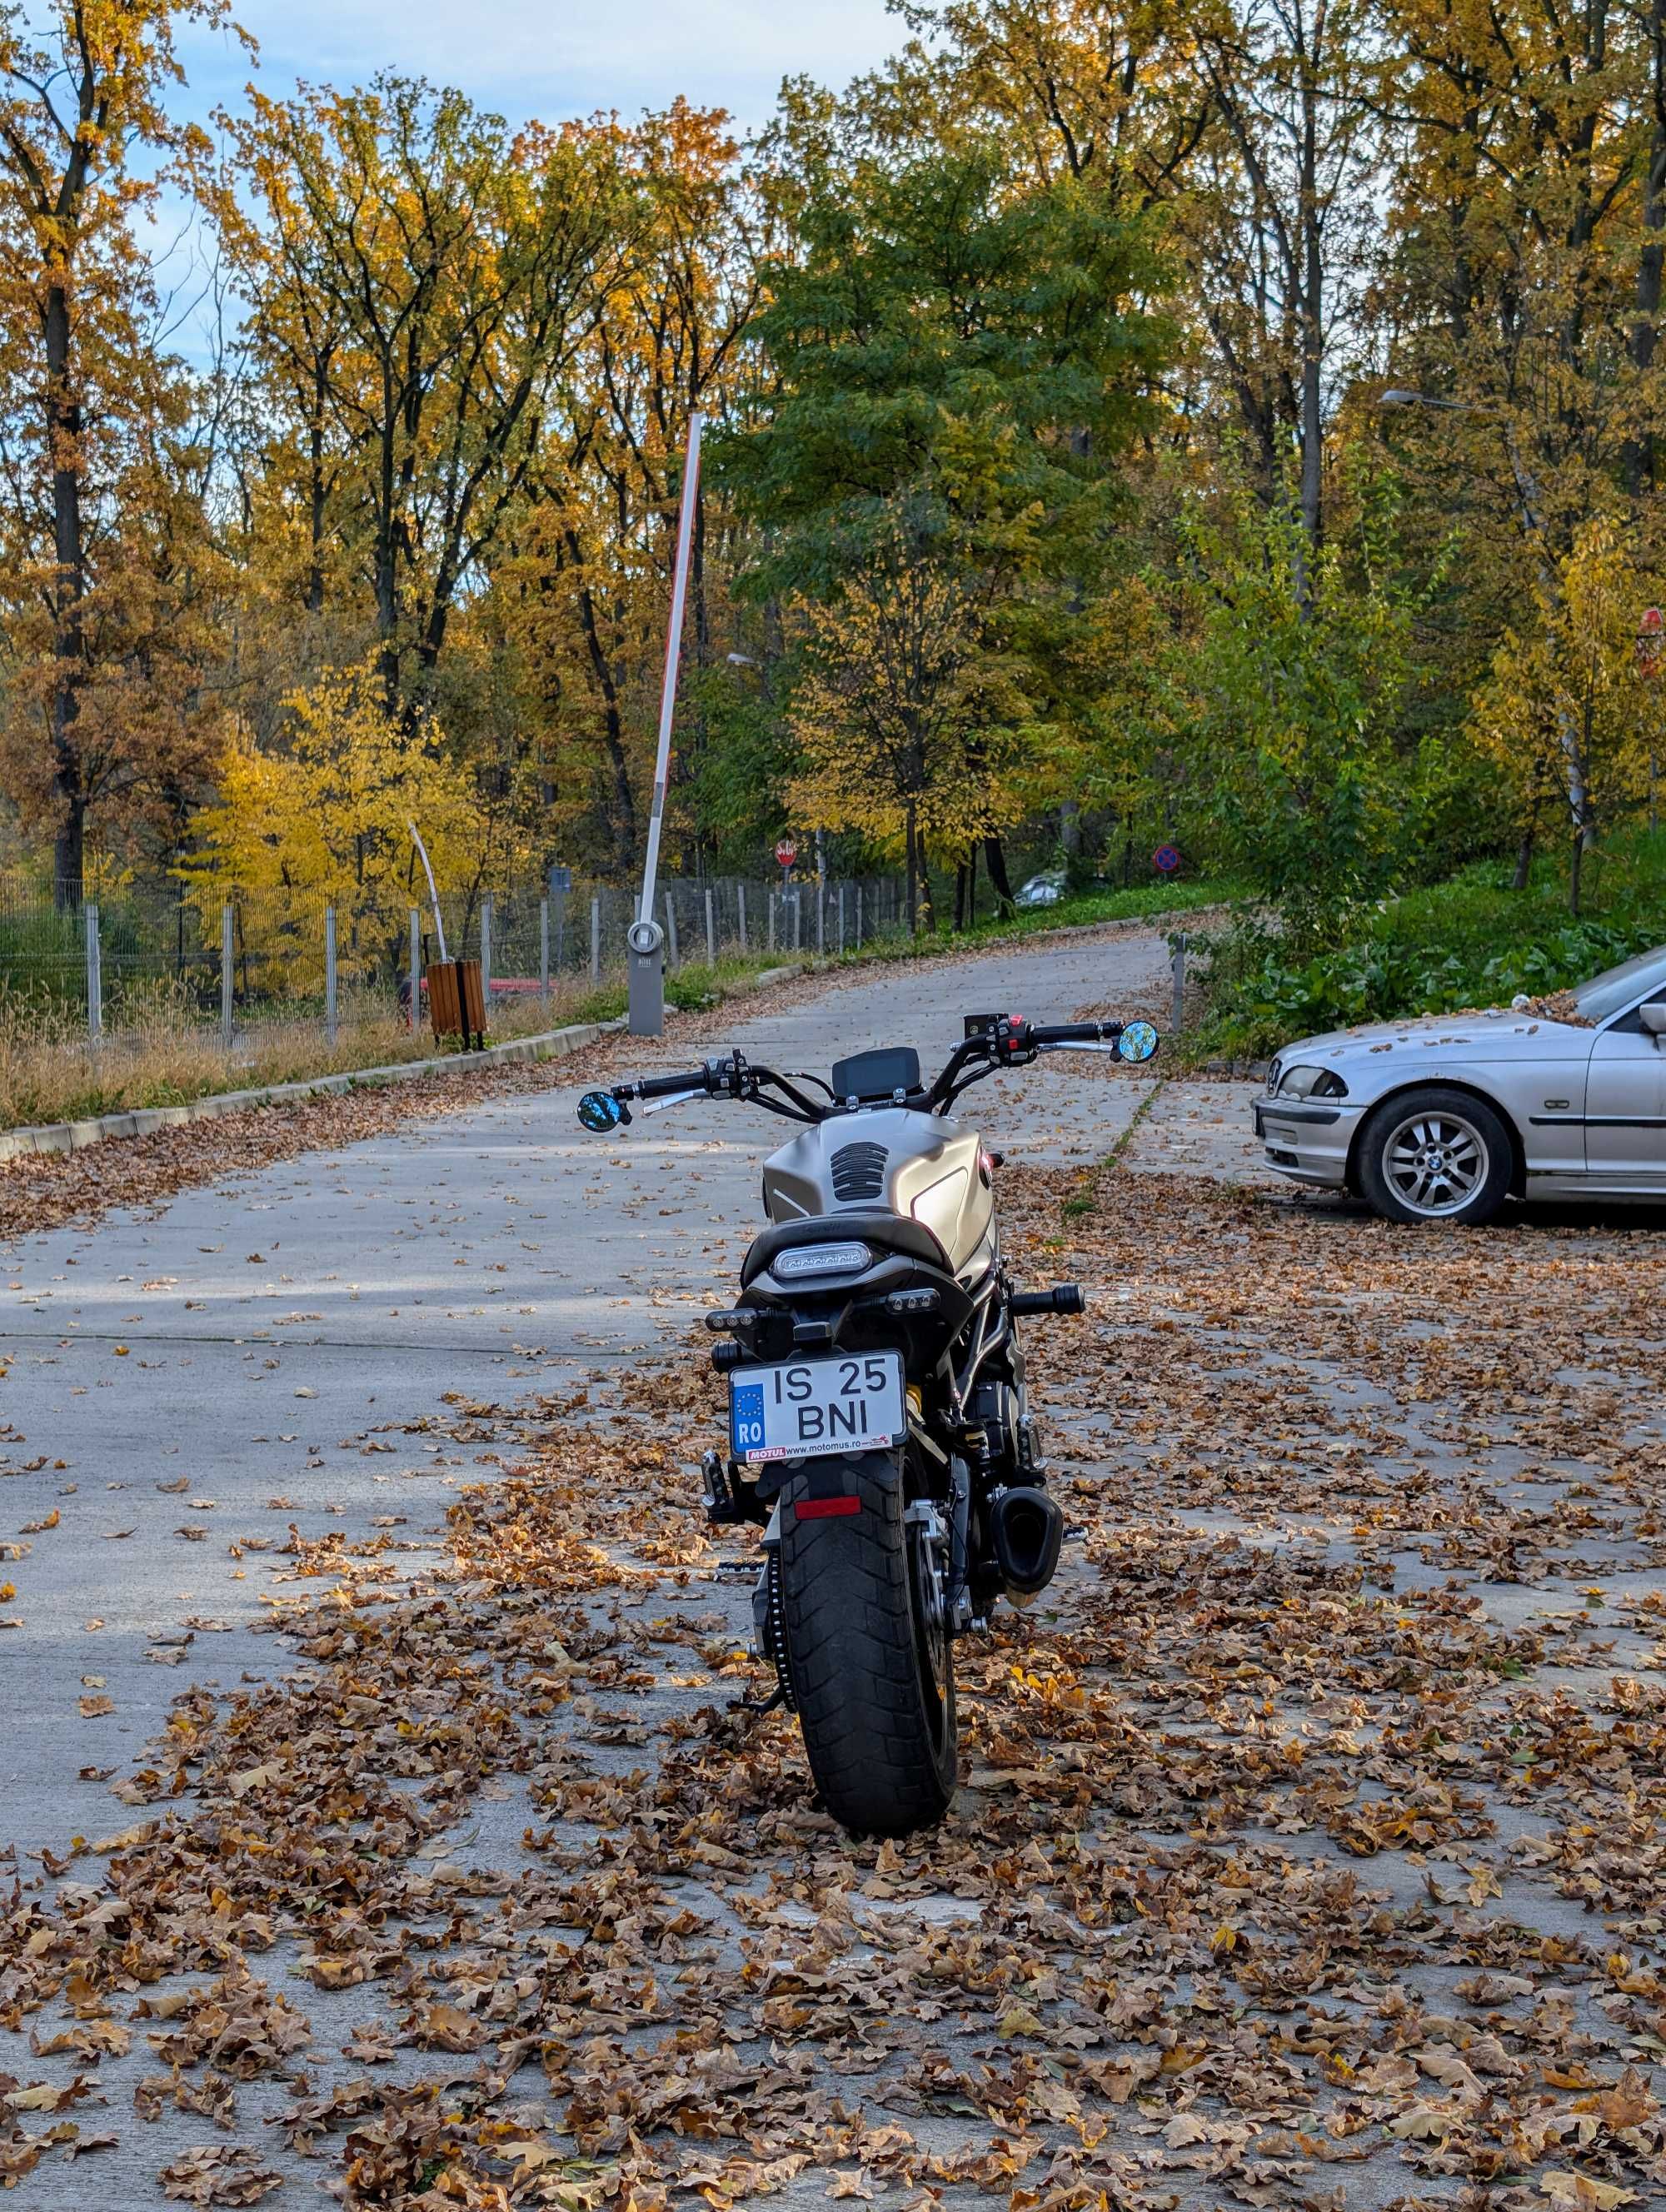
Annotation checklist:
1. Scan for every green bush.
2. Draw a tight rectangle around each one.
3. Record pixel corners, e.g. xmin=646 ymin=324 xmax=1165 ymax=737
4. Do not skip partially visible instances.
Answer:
xmin=1196 ymin=838 xmax=1666 ymax=1056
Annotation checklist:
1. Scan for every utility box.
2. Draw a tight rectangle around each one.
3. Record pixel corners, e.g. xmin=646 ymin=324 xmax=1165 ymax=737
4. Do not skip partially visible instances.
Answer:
xmin=426 ymin=958 xmax=486 ymax=1050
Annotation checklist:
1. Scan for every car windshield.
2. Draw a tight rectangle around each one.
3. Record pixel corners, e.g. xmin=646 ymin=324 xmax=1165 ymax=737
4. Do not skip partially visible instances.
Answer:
xmin=1572 ymin=944 xmax=1666 ymax=1024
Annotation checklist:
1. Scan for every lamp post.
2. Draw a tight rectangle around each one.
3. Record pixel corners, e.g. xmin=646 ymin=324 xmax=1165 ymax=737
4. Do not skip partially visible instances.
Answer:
xmin=1377 ymin=388 xmax=1592 ymax=876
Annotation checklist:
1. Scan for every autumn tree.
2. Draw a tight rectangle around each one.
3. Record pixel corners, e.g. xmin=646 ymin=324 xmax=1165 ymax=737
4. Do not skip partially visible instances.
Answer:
xmin=177 ymin=655 xmax=516 ymax=989
xmin=219 ymin=75 xmax=626 ymax=712
xmin=788 ymin=506 xmax=1029 ymax=927
xmin=0 ymin=0 xmax=238 ymax=906
xmin=1471 ymin=519 xmax=1659 ymax=912
xmin=723 ymin=138 xmax=1167 ymax=899
xmin=500 ymin=102 xmax=772 ymax=875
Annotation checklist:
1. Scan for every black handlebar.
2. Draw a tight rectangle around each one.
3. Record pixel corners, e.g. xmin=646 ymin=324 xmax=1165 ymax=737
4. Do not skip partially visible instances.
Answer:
xmin=579 ymin=1014 xmax=1157 ymax=1133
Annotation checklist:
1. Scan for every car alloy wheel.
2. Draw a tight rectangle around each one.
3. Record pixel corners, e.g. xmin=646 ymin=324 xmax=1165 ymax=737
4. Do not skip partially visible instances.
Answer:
xmin=1382 ymin=1109 xmax=1489 ymax=1218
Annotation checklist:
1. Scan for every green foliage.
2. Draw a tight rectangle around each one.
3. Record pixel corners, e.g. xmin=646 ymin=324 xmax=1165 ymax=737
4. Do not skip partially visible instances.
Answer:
xmin=1195 ymin=833 xmax=1666 ymax=1055
xmin=1174 ymin=470 xmax=1440 ymax=939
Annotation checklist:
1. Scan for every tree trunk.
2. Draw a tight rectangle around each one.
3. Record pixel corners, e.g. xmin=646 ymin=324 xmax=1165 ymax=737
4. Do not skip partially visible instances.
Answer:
xmin=45 ymin=277 xmax=86 ymax=911
xmin=1626 ymin=0 xmax=1666 ymax=496
xmin=905 ymin=802 xmax=919 ymax=933
xmin=983 ymin=834 xmax=1014 ymax=911
xmin=952 ymin=864 xmax=968 ymax=932
xmin=1512 ymin=831 xmax=1534 ymax=891
xmin=1569 ymin=826 xmax=1584 ymax=916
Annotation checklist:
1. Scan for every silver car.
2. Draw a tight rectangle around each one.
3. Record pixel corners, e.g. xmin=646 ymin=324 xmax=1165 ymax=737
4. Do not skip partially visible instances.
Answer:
xmin=1254 ymin=944 xmax=1666 ymax=1224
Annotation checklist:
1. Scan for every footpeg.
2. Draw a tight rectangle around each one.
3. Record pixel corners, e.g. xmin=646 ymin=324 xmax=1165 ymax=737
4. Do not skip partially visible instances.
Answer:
xmin=701 ymin=1450 xmax=747 ymax=1524
xmin=1010 ymin=1283 xmax=1085 ymax=1316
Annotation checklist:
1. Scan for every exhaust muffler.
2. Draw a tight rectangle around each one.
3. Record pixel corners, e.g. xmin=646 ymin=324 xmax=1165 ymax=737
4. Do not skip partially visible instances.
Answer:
xmin=990 ymin=1485 xmax=1064 ymax=1601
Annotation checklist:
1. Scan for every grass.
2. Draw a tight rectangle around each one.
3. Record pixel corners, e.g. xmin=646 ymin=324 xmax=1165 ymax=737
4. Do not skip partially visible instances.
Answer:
xmin=0 ymin=944 xmax=825 ymax=1131
xmin=0 ymin=977 xmax=606 ymax=1131
xmin=838 ymin=874 xmax=1238 ymax=968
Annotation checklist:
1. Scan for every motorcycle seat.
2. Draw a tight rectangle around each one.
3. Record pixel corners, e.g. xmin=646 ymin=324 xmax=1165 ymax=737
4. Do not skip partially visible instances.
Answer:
xmin=741 ymin=1209 xmax=950 ymax=1288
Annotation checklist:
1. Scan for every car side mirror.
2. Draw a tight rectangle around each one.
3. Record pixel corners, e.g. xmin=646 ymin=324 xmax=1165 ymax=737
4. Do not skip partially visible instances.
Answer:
xmin=1640 ymin=1002 xmax=1666 ymax=1041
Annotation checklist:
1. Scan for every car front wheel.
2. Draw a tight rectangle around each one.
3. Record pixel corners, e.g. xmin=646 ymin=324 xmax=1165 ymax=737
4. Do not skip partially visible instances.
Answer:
xmin=1356 ymin=1087 xmax=1514 ymax=1227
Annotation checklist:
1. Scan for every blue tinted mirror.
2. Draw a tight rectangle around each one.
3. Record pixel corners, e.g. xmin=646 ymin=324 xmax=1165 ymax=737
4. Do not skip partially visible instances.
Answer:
xmin=577 ymin=1089 xmax=624 ymax=1132
xmin=1117 ymin=1020 xmax=1160 ymax=1064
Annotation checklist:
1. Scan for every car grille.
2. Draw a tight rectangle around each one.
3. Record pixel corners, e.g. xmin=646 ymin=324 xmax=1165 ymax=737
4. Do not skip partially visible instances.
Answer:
xmin=831 ymin=1141 xmax=888 ymax=1201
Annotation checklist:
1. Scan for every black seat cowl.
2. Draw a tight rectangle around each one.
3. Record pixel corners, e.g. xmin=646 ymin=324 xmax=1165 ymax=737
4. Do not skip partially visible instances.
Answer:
xmin=741 ymin=1210 xmax=949 ymax=1288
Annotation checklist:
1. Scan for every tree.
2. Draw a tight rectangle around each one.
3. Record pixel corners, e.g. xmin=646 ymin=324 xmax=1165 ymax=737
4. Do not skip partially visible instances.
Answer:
xmin=722 ymin=139 xmax=1167 ymax=899
xmin=1471 ymin=518 xmax=1659 ymax=912
xmin=787 ymin=505 xmax=1029 ymax=927
xmin=220 ymin=75 xmax=625 ymax=710
xmin=177 ymin=655 xmax=511 ymax=990
xmin=0 ymin=0 xmax=237 ymax=907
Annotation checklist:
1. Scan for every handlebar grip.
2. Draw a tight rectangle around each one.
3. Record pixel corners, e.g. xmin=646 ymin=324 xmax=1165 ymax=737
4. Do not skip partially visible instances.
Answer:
xmin=633 ymin=1067 xmax=711 ymax=1100
xmin=1031 ymin=1020 xmax=1119 ymax=1044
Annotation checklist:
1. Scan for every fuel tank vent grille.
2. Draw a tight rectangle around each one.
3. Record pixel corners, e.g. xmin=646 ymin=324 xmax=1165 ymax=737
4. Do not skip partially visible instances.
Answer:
xmin=831 ymin=1140 xmax=888 ymax=1201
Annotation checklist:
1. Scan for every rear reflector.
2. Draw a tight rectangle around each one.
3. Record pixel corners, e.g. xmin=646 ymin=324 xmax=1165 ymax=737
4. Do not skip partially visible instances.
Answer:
xmin=796 ymin=1496 xmax=860 ymax=1519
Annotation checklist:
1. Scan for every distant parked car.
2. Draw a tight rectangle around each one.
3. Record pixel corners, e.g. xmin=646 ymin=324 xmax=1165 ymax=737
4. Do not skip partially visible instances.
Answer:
xmin=1254 ymin=944 xmax=1666 ymax=1224
xmin=1015 ymin=869 xmax=1066 ymax=909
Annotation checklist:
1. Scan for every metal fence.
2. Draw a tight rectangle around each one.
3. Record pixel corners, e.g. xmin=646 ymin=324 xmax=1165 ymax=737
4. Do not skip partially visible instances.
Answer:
xmin=0 ymin=869 xmax=910 ymax=1050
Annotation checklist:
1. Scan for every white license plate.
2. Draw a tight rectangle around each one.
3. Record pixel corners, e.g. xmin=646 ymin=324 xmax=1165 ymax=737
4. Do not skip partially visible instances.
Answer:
xmin=730 ymin=1352 xmax=905 ymax=1464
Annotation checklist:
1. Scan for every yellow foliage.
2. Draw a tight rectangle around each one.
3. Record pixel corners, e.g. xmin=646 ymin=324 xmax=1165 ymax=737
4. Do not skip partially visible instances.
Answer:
xmin=1471 ymin=518 xmax=1662 ymax=842
xmin=178 ymin=660 xmax=494 ymax=991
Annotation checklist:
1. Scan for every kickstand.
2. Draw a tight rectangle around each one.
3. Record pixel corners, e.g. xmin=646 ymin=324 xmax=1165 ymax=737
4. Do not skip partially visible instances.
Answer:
xmin=733 ymin=1686 xmax=786 ymax=1721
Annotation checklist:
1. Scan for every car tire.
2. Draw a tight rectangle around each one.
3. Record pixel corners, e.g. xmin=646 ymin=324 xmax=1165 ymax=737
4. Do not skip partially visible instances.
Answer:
xmin=1357 ymin=1086 xmax=1514 ymax=1227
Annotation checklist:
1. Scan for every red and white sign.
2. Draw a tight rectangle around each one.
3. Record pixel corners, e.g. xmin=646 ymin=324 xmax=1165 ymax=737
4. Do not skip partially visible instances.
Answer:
xmin=775 ymin=839 xmax=798 ymax=871
xmin=1641 ymin=607 xmax=1664 ymax=679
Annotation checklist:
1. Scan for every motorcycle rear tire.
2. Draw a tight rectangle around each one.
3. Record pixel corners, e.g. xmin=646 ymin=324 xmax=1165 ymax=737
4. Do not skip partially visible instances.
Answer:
xmin=777 ymin=1449 xmax=958 ymax=1837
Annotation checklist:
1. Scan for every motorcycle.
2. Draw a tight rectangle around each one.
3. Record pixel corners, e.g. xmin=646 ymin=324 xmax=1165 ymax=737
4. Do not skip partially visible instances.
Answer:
xmin=576 ymin=1009 xmax=1160 ymax=1837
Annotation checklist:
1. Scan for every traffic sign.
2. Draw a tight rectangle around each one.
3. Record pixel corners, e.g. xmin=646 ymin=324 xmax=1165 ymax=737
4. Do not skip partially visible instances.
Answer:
xmin=1640 ymin=608 xmax=1664 ymax=680
xmin=548 ymin=863 xmax=573 ymax=894
xmin=1153 ymin=843 xmax=1181 ymax=875
xmin=775 ymin=839 xmax=798 ymax=871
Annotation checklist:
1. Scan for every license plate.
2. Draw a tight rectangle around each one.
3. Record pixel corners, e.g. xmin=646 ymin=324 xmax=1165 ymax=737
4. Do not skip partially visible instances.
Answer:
xmin=730 ymin=1352 xmax=905 ymax=1464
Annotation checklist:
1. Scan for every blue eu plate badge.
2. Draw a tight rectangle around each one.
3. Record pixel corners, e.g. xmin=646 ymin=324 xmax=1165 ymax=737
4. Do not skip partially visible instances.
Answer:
xmin=731 ymin=1381 xmax=766 ymax=1457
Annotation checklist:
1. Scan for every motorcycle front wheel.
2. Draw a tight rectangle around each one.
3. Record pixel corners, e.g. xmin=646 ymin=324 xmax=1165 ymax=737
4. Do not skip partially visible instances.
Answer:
xmin=776 ymin=1447 xmax=958 ymax=1837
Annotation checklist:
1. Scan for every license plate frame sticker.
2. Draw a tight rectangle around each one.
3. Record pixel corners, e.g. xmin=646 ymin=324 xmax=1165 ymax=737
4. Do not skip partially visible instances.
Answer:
xmin=730 ymin=1351 xmax=905 ymax=1464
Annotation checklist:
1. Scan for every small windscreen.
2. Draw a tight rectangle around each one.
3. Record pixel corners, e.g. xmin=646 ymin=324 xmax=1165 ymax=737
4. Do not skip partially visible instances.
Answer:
xmin=831 ymin=1045 xmax=922 ymax=1100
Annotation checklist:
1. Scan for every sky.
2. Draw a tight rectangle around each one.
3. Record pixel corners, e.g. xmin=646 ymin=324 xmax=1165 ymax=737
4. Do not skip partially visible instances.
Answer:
xmin=173 ymin=0 xmax=906 ymax=137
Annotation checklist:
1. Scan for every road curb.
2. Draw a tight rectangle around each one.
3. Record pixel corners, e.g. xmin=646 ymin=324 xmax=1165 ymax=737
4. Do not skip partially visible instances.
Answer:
xmin=0 ymin=1017 xmax=623 ymax=1165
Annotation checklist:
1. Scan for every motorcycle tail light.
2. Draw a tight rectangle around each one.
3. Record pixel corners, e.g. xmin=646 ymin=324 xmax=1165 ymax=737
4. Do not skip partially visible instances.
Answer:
xmin=772 ymin=1241 xmax=875 ymax=1280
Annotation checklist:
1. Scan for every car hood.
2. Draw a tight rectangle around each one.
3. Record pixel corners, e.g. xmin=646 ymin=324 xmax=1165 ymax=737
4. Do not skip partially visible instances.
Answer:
xmin=1279 ymin=1008 xmax=1593 ymax=1064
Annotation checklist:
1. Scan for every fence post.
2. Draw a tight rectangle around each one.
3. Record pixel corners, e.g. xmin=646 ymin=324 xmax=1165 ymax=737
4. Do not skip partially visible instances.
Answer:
xmin=1171 ymin=932 xmax=1188 ymax=1034
xmin=855 ymin=884 xmax=864 ymax=949
xmin=221 ymin=904 xmax=234 ymax=1050
xmin=815 ymin=884 xmax=824 ymax=954
xmin=737 ymin=883 xmax=748 ymax=951
xmin=409 ymin=909 xmax=421 ymax=1033
xmin=325 ymin=905 xmax=337 ymax=1048
xmin=664 ymin=889 xmax=681 ymax=969
xmin=591 ymin=895 xmax=601 ymax=985
xmin=705 ymin=887 xmax=716 ymax=966
xmin=540 ymin=899 xmax=551 ymax=1014
xmin=768 ymin=892 xmax=776 ymax=953
xmin=793 ymin=892 xmax=802 ymax=954
xmin=837 ymin=884 xmax=846 ymax=955
xmin=481 ymin=894 xmax=492 ymax=1012
xmin=84 ymin=903 xmax=102 ymax=1043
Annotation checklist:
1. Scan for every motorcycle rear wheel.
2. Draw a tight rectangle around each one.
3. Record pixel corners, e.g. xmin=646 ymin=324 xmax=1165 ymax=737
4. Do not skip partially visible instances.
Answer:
xmin=776 ymin=1447 xmax=958 ymax=1837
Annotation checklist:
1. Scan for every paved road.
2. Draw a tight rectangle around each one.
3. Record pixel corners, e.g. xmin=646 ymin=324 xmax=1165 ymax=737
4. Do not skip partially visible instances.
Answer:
xmin=0 ymin=929 xmax=1175 ymax=1866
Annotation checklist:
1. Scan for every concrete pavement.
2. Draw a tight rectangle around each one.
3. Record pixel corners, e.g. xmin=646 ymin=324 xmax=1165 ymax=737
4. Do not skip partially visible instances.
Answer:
xmin=0 ymin=927 xmax=1179 ymax=1866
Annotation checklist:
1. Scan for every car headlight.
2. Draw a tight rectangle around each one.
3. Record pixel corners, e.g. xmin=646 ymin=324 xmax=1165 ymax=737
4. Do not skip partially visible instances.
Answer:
xmin=1278 ymin=1064 xmax=1349 ymax=1099
xmin=771 ymin=1241 xmax=875 ymax=1280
